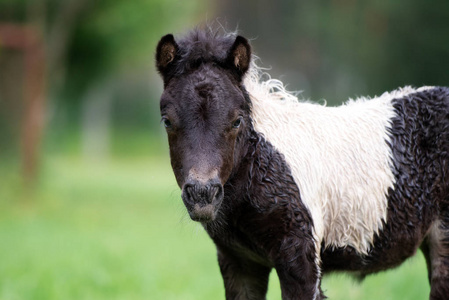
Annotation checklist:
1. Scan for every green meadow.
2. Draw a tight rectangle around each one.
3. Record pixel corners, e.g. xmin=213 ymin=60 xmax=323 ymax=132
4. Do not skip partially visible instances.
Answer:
xmin=0 ymin=150 xmax=431 ymax=299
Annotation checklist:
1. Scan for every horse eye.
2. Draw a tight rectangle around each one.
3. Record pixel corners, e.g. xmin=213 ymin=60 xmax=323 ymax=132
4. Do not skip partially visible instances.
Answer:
xmin=162 ymin=118 xmax=172 ymax=128
xmin=232 ymin=118 xmax=242 ymax=129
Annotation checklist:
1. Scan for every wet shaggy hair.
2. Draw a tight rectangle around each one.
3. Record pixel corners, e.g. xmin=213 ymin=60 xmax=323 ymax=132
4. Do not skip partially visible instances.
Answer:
xmin=156 ymin=27 xmax=449 ymax=300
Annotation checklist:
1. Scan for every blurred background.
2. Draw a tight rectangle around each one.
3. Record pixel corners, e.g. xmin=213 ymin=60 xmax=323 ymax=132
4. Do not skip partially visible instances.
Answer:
xmin=1 ymin=0 xmax=448 ymax=299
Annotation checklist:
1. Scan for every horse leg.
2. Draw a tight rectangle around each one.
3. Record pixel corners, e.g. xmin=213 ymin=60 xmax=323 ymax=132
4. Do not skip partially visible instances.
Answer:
xmin=217 ymin=247 xmax=271 ymax=300
xmin=420 ymin=239 xmax=432 ymax=284
xmin=424 ymin=218 xmax=449 ymax=300
xmin=275 ymin=262 xmax=323 ymax=300
xmin=274 ymin=236 xmax=323 ymax=300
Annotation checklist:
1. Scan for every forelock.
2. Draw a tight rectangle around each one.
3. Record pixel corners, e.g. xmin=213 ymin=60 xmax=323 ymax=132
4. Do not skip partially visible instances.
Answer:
xmin=173 ymin=27 xmax=238 ymax=76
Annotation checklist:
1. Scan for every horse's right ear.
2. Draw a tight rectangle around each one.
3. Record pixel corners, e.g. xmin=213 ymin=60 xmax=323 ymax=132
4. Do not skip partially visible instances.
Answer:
xmin=156 ymin=34 xmax=178 ymax=77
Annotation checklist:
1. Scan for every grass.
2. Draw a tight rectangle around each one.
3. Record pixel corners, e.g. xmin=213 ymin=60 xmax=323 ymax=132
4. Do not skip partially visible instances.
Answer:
xmin=0 ymin=153 xmax=431 ymax=299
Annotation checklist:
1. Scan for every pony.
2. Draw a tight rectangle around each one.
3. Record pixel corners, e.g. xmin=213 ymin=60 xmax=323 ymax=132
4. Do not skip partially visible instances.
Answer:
xmin=155 ymin=28 xmax=449 ymax=300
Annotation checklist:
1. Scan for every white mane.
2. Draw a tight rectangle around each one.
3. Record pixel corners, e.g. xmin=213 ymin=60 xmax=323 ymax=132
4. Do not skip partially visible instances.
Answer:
xmin=244 ymin=61 xmax=301 ymax=105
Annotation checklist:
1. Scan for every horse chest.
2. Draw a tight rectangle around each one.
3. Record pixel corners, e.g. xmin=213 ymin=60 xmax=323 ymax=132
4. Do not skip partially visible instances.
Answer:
xmin=206 ymin=228 xmax=272 ymax=270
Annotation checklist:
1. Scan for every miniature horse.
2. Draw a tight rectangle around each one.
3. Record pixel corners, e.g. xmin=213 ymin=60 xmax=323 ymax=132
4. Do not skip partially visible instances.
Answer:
xmin=155 ymin=28 xmax=449 ymax=300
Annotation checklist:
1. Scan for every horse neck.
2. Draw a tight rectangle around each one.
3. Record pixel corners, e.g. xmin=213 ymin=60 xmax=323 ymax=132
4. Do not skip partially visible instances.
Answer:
xmin=224 ymin=126 xmax=268 ymax=203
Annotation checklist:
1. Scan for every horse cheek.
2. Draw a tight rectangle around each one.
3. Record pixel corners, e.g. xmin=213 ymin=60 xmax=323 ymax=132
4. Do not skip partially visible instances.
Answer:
xmin=168 ymin=135 xmax=185 ymax=188
xmin=218 ymin=134 xmax=238 ymax=185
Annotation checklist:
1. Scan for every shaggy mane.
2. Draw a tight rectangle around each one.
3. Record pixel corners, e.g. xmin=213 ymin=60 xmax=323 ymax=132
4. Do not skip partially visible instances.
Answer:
xmin=244 ymin=61 xmax=301 ymax=105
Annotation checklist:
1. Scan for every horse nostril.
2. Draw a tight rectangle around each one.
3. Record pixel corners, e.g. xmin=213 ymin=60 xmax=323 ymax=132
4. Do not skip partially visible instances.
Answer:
xmin=209 ymin=184 xmax=223 ymax=204
xmin=209 ymin=186 xmax=218 ymax=201
xmin=183 ymin=183 xmax=195 ymax=204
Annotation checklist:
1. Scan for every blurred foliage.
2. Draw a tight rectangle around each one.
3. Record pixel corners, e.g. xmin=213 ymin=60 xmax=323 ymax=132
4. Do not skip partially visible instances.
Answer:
xmin=1 ymin=0 xmax=449 ymax=157
xmin=219 ymin=0 xmax=449 ymax=102
xmin=0 ymin=0 xmax=208 ymax=85
xmin=65 ymin=0 xmax=207 ymax=96
xmin=0 ymin=0 xmax=208 ymax=158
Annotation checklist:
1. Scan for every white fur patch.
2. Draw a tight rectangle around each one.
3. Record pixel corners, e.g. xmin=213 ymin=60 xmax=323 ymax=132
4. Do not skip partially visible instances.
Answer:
xmin=244 ymin=65 xmax=432 ymax=257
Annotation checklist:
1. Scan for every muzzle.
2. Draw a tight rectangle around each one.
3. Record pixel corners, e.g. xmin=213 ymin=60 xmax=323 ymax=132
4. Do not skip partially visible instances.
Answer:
xmin=181 ymin=178 xmax=224 ymax=222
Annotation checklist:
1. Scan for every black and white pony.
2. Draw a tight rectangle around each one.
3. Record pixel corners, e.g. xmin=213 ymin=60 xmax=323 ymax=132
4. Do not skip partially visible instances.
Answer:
xmin=155 ymin=28 xmax=449 ymax=300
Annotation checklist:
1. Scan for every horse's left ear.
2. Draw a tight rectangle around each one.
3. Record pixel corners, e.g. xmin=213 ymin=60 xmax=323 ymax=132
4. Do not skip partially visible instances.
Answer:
xmin=227 ymin=35 xmax=251 ymax=77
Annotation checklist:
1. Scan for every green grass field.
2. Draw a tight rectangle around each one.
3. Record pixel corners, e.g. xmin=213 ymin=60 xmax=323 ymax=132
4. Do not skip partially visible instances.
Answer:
xmin=0 ymin=153 xmax=431 ymax=299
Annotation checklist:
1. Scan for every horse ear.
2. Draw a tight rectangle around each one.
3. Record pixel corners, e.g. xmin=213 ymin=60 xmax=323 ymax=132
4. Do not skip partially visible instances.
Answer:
xmin=156 ymin=34 xmax=178 ymax=76
xmin=228 ymin=35 xmax=251 ymax=77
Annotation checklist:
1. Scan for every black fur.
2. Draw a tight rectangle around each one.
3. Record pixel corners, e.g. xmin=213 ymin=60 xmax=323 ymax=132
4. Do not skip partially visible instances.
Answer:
xmin=389 ymin=88 xmax=449 ymax=299
xmin=209 ymin=132 xmax=321 ymax=300
xmin=321 ymin=87 xmax=449 ymax=299
xmin=156 ymin=28 xmax=449 ymax=300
